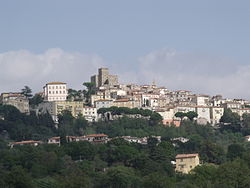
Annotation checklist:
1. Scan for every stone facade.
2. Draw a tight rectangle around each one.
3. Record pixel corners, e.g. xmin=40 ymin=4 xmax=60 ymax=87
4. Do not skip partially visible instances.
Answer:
xmin=91 ymin=68 xmax=118 ymax=88
xmin=38 ymin=101 xmax=84 ymax=123
xmin=175 ymin=153 xmax=200 ymax=174
xmin=0 ymin=93 xmax=30 ymax=114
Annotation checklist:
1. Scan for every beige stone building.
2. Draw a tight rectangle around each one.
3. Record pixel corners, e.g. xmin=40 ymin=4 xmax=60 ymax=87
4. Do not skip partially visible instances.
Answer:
xmin=0 ymin=93 xmax=30 ymax=114
xmin=91 ymin=68 xmax=118 ymax=88
xmin=38 ymin=101 xmax=84 ymax=123
xmin=175 ymin=153 xmax=200 ymax=174
xmin=112 ymin=99 xmax=140 ymax=108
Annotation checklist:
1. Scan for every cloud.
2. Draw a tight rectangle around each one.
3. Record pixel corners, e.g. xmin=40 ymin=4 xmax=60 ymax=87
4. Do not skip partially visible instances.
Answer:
xmin=0 ymin=48 xmax=104 ymax=93
xmin=136 ymin=48 xmax=250 ymax=99
xmin=0 ymin=47 xmax=249 ymax=100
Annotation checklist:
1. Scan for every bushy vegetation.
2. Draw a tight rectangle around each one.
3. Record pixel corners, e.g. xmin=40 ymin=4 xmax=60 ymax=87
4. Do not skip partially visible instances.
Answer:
xmin=0 ymin=104 xmax=250 ymax=187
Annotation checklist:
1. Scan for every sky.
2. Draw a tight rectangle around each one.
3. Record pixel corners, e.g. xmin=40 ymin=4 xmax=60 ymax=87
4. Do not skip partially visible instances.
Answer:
xmin=1 ymin=0 xmax=250 ymax=99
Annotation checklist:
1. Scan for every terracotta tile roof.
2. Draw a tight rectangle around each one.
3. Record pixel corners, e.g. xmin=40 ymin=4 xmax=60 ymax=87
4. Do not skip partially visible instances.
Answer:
xmin=95 ymin=99 xmax=113 ymax=102
xmin=85 ymin=134 xmax=108 ymax=137
xmin=48 ymin=137 xmax=60 ymax=140
xmin=47 ymin=82 xmax=66 ymax=85
xmin=114 ymin=99 xmax=129 ymax=102
xmin=176 ymin=153 xmax=199 ymax=159
xmin=13 ymin=140 xmax=42 ymax=144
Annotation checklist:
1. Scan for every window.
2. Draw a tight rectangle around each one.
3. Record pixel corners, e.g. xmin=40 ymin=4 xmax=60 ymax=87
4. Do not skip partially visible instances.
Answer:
xmin=180 ymin=159 xmax=183 ymax=162
xmin=179 ymin=165 xmax=185 ymax=168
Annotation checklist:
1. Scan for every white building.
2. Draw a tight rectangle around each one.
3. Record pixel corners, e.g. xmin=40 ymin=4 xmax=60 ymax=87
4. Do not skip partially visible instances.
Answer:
xmin=43 ymin=82 xmax=67 ymax=101
xmin=196 ymin=106 xmax=211 ymax=124
xmin=82 ymin=107 xmax=98 ymax=122
xmin=175 ymin=106 xmax=196 ymax=114
xmin=193 ymin=95 xmax=211 ymax=106
xmin=95 ymin=99 xmax=113 ymax=109
xmin=210 ymin=107 xmax=224 ymax=125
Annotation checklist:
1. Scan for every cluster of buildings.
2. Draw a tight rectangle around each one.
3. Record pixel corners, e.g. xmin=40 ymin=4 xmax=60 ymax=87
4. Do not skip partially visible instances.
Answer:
xmin=2 ymin=67 xmax=250 ymax=127
xmin=9 ymin=133 xmax=198 ymax=174
xmin=9 ymin=133 xmax=109 ymax=148
xmin=0 ymin=92 xmax=30 ymax=114
xmin=10 ymin=134 xmax=161 ymax=147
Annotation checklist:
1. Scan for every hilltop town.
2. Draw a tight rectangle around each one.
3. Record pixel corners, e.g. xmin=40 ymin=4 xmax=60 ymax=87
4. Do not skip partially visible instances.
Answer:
xmin=1 ymin=68 xmax=250 ymax=187
xmin=1 ymin=67 xmax=250 ymax=127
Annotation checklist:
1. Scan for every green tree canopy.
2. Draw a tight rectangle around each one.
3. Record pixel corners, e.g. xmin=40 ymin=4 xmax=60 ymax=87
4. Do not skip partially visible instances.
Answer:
xmin=21 ymin=86 xmax=33 ymax=98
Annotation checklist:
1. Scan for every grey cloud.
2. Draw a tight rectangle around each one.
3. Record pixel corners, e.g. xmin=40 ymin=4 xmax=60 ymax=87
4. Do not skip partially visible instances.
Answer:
xmin=0 ymin=48 xmax=104 ymax=93
xmin=1 ymin=48 xmax=249 ymax=100
xmin=136 ymin=48 xmax=250 ymax=99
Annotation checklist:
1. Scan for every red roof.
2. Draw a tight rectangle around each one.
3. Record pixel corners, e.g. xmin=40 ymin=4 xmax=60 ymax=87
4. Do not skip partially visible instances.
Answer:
xmin=85 ymin=134 xmax=108 ymax=137
xmin=95 ymin=99 xmax=113 ymax=102
xmin=12 ymin=140 xmax=42 ymax=144
xmin=176 ymin=153 xmax=199 ymax=159
xmin=47 ymin=82 xmax=66 ymax=85
xmin=115 ymin=99 xmax=129 ymax=102
xmin=48 ymin=137 xmax=60 ymax=140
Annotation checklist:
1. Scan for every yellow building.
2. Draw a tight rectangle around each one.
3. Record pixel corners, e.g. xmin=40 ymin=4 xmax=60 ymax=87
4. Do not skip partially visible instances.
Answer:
xmin=112 ymin=99 xmax=140 ymax=108
xmin=175 ymin=153 xmax=200 ymax=174
xmin=38 ymin=101 xmax=84 ymax=123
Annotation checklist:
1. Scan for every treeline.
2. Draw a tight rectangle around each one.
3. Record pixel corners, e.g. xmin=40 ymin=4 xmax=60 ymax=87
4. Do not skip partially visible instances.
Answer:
xmin=0 ymin=105 xmax=56 ymax=141
xmin=0 ymin=134 xmax=249 ymax=187
xmin=97 ymin=106 xmax=163 ymax=124
xmin=0 ymin=104 xmax=250 ymax=187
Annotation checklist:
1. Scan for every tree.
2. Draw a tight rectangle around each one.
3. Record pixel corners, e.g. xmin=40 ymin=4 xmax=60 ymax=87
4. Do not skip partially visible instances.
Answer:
xmin=150 ymin=112 xmax=163 ymax=125
xmin=186 ymin=111 xmax=198 ymax=121
xmin=227 ymin=144 xmax=245 ymax=161
xmin=175 ymin=112 xmax=186 ymax=120
xmin=67 ymin=89 xmax=83 ymax=101
xmin=104 ymin=166 xmax=141 ymax=188
xmin=242 ymin=113 xmax=250 ymax=135
xmin=200 ymin=140 xmax=226 ymax=164
xmin=220 ymin=109 xmax=240 ymax=124
xmin=215 ymin=159 xmax=250 ymax=188
xmin=29 ymin=93 xmax=43 ymax=107
xmin=58 ymin=110 xmax=75 ymax=136
xmin=4 ymin=166 xmax=35 ymax=188
xmin=220 ymin=109 xmax=241 ymax=132
xmin=143 ymin=172 xmax=174 ymax=188
xmin=21 ymin=86 xmax=32 ymax=98
xmin=189 ymin=164 xmax=217 ymax=188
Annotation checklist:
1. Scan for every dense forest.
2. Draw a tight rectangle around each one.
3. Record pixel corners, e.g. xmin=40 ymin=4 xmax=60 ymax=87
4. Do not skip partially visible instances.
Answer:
xmin=0 ymin=104 xmax=250 ymax=187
